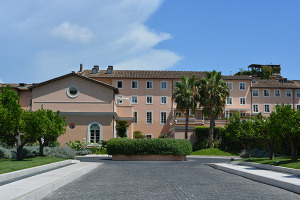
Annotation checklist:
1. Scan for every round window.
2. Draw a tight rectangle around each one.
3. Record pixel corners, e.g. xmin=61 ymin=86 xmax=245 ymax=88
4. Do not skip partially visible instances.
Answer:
xmin=69 ymin=123 xmax=75 ymax=129
xmin=67 ymin=85 xmax=79 ymax=98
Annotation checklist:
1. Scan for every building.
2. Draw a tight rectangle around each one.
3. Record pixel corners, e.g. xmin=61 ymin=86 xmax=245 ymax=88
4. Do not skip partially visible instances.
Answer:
xmin=1 ymin=64 xmax=300 ymax=145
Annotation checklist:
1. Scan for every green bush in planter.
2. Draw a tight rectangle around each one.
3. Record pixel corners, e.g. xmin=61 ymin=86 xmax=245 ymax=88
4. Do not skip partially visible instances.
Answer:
xmin=107 ymin=138 xmax=192 ymax=156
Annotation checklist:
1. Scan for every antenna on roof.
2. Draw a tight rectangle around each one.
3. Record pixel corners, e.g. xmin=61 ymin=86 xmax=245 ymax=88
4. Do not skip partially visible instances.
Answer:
xmin=230 ymin=70 xmax=232 ymax=76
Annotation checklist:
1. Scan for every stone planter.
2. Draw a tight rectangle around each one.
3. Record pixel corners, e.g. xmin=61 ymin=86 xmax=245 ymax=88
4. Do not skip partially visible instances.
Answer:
xmin=112 ymin=154 xmax=187 ymax=161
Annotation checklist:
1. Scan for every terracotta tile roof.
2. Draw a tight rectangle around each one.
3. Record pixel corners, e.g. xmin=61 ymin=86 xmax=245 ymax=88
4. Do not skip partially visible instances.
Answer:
xmin=29 ymin=72 xmax=119 ymax=94
xmin=252 ymin=78 xmax=300 ymax=89
xmin=79 ymin=70 xmax=252 ymax=80
xmin=0 ymin=83 xmax=32 ymax=91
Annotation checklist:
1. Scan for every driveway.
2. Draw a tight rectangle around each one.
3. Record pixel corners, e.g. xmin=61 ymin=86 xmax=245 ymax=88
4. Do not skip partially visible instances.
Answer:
xmin=43 ymin=156 xmax=300 ymax=200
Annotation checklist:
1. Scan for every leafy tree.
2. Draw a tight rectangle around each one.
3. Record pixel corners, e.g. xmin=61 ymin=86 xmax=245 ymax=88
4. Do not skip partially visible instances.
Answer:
xmin=173 ymin=75 xmax=200 ymax=139
xmin=116 ymin=121 xmax=128 ymax=138
xmin=226 ymin=112 xmax=257 ymax=158
xmin=252 ymin=113 xmax=275 ymax=160
xmin=261 ymin=66 xmax=272 ymax=80
xmin=199 ymin=70 xmax=229 ymax=148
xmin=0 ymin=86 xmax=37 ymax=160
xmin=133 ymin=131 xmax=145 ymax=139
xmin=269 ymin=104 xmax=300 ymax=161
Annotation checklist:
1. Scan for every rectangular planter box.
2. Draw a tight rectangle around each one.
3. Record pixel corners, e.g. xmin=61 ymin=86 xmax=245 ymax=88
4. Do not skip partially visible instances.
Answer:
xmin=112 ymin=154 xmax=187 ymax=161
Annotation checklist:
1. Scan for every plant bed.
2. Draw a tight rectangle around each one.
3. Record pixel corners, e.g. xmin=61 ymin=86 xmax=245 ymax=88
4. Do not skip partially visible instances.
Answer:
xmin=107 ymin=138 xmax=192 ymax=161
xmin=112 ymin=154 xmax=186 ymax=161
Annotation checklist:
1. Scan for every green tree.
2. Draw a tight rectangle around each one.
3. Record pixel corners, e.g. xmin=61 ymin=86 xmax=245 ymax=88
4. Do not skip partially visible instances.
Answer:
xmin=199 ymin=70 xmax=229 ymax=148
xmin=269 ymin=104 xmax=300 ymax=161
xmin=253 ymin=113 xmax=275 ymax=160
xmin=116 ymin=121 xmax=128 ymax=138
xmin=261 ymin=66 xmax=272 ymax=79
xmin=133 ymin=131 xmax=145 ymax=139
xmin=173 ymin=75 xmax=200 ymax=139
xmin=0 ymin=86 xmax=37 ymax=160
xmin=226 ymin=112 xmax=257 ymax=158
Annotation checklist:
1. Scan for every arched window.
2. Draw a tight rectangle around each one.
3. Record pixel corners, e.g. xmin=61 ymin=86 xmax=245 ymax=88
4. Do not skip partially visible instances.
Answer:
xmin=87 ymin=122 xmax=102 ymax=144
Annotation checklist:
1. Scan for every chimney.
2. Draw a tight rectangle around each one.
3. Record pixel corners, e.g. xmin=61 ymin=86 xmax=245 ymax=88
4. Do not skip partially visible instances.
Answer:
xmin=19 ymin=83 xmax=26 ymax=87
xmin=106 ymin=65 xmax=113 ymax=74
xmin=80 ymin=64 xmax=83 ymax=72
xmin=91 ymin=65 xmax=99 ymax=74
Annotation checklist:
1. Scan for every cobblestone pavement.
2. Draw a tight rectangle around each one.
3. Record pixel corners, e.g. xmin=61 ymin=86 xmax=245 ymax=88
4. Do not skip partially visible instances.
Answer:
xmin=43 ymin=157 xmax=300 ymax=200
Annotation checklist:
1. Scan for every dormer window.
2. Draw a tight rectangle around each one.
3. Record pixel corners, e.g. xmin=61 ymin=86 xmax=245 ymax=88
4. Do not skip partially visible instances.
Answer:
xmin=67 ymin=85 xmax=79 ymax=98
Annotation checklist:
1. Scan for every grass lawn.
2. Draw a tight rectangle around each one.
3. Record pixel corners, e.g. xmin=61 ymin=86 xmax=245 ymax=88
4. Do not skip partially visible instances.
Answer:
xmin=191 ymin=148 xmax=238 ymax=156
xmin=0 ymin=156 xmax=66 ymax=174
xmin=239 ymin=157 xmax=300 ymax=170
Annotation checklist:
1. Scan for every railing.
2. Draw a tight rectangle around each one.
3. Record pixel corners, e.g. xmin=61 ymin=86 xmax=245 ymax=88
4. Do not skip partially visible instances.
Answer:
xmin=170 ymin=117 xmax=228 ymax=127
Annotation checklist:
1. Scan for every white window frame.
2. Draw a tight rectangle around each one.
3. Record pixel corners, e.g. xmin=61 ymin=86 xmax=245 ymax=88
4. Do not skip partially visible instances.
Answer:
xmin=264 ymin=104 xmax=271 ymax=113
xmin=146 ymin=95 xmax=153 ymax=104
xmin=116 ymin=95 xmax=123 ymax=104
xmin=146 ymin=134 xmax=152 ymax=139
xmin=286 ymin=89 xmax=292 ymax=98
xmin=253 ymin=104 xmax=259 ymax=113
xmin=146 ymin=111 xmax=153 ymax=125
xmin=239 ymin=97 xmax=246 ymax=105
xmin=131 ymin=95 xmax=138 ymax=104
xmin=239 ymin=82 xmax=246 ymax=90
xmin=240 ymin=112 xmax=246 ymax=117
xmin=252 ymin=89 xmax=259 ymax=97
xmin=133 ymin=111 xmax=138 ymax=124
xmin=263 ymin=89 xmax=270 ymax=97
xmin=161 ymin=81 xmax=167 ymax=89
xmin=116 ymin=80 xmax=123 ymax=89
xmin=296 ymin=90 xmax=300 ymax=98
xmin=146 ymin=81 xmax=153 ymax=89
xmin=226 ymin=97 xmax=233 ymax=105
xmin=226 ymin=82 xmax=233 ymax=90
xmin=274 ymin=89 xmax=281 ymax=97
xmin=131 ymin=80 xmax=138 ymax=89
xmin=67 ymin=85 xmax=80 ymax=99
xmin=87 ymin=122 xmax=102 ymax=144
xmin=160 ymin=111 xmax=167 ymax=125
xmin=296 ymin=104 xmax=300 ymax=110
xmin=161 ymin=96 xmax=167 ymax=105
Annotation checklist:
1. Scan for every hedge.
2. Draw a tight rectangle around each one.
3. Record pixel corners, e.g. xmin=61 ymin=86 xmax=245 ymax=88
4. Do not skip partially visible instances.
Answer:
xmin=107 ymin=138 xmax=192 ymax=156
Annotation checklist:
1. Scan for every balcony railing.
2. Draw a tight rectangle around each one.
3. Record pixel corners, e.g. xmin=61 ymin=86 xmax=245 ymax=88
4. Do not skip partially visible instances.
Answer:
xmin=170 ymin=116 xmax=228 ymax=127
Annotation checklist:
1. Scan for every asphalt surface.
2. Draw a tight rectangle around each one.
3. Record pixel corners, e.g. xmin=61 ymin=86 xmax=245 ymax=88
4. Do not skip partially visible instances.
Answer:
xmin=43 ymin=157 xmax=300 ymax=200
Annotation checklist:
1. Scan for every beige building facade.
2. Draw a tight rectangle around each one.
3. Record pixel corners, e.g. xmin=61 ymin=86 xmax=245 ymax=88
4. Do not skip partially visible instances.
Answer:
xmin=1 ymin=64 xmax=300 ymax=144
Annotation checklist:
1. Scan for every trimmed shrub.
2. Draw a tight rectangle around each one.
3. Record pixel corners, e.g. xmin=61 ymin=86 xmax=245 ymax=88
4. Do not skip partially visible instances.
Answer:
xmin=44 ymin=147 xmax=76 ymax=159
xmin=133 ymin=131 xmax=146 ymax=139
xmin=0 ymin=146 xmax=12 ymax=159
xmin=75 ymin=149 xmax=92 ymax=156
xmin=107 ymin=138 xmax=192 ymax=156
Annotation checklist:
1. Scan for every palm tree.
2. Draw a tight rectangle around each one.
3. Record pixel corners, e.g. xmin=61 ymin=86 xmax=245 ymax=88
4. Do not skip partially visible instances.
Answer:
xmin=173 ymin=75 xmax=200 ymax=139
xmin=199 ymin=70 xmax=229 ymax=148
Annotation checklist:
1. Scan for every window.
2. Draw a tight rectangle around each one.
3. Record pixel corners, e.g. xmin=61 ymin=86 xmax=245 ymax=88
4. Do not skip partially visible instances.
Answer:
xmin=252 ymin=89 xmax=259 ymax=97
xmin=226 ymin=82 xmax=233 ymax=90
xmin=264 ymin=104 xmax=270 ymax=113
xmin=131 ymin=96 xmax=138 ymax=104
xmin=69 ymin=123 xmax=75 ymax=129
xmin=146 ymin=81 xmax=153 ymax=89
xmin=240 ymin=113 xmax=246 ymax=117
xmin=296 ymin=90 xmax=300 ymax=98
xmin=67 ymin=85 xmax=79 ymax=98
xmin=146 ymin=96 xmax=153 ymax=104
xmin=161 ymin=81 xmax=167 ymax=89
xmin=133 ymin=111 xmax=138 ymax=124
xmin=274 ymin=89 xmax=281 ymax=97
xmin=297 ymin=105 xmax=300 ymax=110
xmin=116 ymin=80 xmax=123 ymax=89
xmin=264 ymin=89 xmax=270 ymax=97
xmin=239 ymin=82 xmax=246 ymax=90
xmin=161 ymin=96 xmax=167 ymax=104
xmin=160 ymin=111 xmax=167 ymax=125
xmin=131 ymin=80 xmax=138 ymax=89
xmin=253 ymin=104 xmax=259 ymax=113
xmin=286 ymin=89 xmax=292 ymax=98
xmin=89 ymin=123 xmax=101 ymax=143
xmin=146 ymin=134 xmax=152 ymax=139
xmin=116 ymin=95 xmax=123 ymax=104
xmin=226 ymin=97 xmax=233 ymax=105
xmin=175 ymin=111 xmax=183 ymax=117
xmin=239 ymin=97 xmax=246 ymax=105
xmin=146 ymin=111 xmax=153 ymax=124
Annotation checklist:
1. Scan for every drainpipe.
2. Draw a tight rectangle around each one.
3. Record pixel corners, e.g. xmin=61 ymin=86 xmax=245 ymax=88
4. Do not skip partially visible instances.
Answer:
xmin=293 ymin=89 xmax=295 ymax=109
xmin=113 ymin=93 xmax=115 ymax=138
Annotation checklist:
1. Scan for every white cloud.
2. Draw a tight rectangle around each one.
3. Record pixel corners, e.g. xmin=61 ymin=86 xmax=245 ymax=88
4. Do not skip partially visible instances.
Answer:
xmin=49 ymin=22 xmax=94 ymax=44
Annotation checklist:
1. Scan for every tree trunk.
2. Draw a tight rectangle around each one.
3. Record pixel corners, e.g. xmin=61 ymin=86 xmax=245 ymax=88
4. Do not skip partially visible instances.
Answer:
xmin=263 ymin=134 xmax=274 ymax=160
xmin=38 ymin=138 xmax=44 ymax=156
xmin=16 ymin=133 xmax=24 ymax=160
xmin=209 ymin=109 xmax=215 ymax=148
xmin=290 ymin=137 xmax=298 ymax=161
xmin=185 ymin=108 xmax=189 ymax=140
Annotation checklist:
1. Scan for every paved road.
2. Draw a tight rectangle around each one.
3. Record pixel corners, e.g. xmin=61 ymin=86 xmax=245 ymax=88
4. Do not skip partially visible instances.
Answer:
xmin=43 ymin=157 xmax=300 ymax=200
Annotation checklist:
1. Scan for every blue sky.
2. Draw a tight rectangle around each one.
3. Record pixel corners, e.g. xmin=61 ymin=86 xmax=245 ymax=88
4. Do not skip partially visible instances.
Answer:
xmin=1 ymin=0 xmax=299 ymax=84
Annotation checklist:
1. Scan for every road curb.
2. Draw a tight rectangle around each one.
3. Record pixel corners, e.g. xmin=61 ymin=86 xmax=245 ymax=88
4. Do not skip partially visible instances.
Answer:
xmin=207 ymin=163 xmax=300 ymax=195
xmin=0 ymin=160 xmax=79 ymax=183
